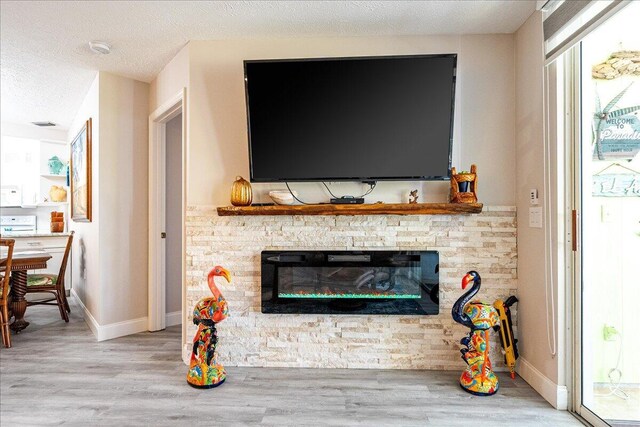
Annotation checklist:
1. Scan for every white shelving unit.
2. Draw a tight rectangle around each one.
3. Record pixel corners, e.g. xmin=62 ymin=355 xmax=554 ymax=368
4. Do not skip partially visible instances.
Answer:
xmin=39 ymin=140 xmax=69 ymax=205
xmin=36 ymin=140 xmax=70 ymax=232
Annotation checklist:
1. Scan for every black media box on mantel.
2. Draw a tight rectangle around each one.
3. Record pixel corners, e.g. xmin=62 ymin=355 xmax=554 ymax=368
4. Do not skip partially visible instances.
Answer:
xmin=330 ymin=196 xmax=365 ymax=204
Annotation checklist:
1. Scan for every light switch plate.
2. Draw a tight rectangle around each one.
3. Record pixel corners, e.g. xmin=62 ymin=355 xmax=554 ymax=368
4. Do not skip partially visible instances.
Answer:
xmin=529 ymin=206 xmax=543 ymax=228
xmin=530 ymin=189 xmax=539 ymax=205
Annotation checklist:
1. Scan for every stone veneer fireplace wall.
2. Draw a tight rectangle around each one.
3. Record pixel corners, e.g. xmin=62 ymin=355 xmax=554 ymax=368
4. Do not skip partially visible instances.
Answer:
xmin=185 ymin=206 xmax=517 ymax=370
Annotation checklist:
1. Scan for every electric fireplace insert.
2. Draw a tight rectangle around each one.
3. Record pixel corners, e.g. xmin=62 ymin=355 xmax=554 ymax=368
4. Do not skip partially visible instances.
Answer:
xmin=261 ymin=250 xmax=439 ymax=315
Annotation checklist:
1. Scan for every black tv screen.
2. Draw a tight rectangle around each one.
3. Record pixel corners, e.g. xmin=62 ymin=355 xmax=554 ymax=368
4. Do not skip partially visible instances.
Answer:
xmin=244 ymin=54 xmax=456 ymax=182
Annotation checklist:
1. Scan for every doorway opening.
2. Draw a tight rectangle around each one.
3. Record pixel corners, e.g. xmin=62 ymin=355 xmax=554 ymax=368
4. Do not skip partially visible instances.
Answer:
xmin=164 ymin=113 xmax=183 ymax=328
xmin=148 ymin=89 xmax=187 ymax=359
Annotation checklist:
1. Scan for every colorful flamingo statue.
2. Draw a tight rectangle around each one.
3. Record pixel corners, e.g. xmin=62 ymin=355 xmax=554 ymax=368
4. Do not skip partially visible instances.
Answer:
xmin=186 ymin=266 xmax=230 ymax=389
xmin=452 ymin=271 xmax=500 ymax=396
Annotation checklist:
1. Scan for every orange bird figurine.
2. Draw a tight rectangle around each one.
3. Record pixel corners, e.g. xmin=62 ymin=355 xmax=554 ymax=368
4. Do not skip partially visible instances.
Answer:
xmin=186 ymin=266 xmax=230 ymax=389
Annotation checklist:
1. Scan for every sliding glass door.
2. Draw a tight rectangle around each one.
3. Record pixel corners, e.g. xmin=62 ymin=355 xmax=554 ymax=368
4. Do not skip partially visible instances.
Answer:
xmin=576 ymin=3 xmax=640 ymax=424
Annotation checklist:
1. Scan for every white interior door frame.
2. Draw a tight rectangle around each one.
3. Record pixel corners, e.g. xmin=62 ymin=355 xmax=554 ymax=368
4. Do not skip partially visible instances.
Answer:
xmin=148 ymin=88 xmax=187 ymax=334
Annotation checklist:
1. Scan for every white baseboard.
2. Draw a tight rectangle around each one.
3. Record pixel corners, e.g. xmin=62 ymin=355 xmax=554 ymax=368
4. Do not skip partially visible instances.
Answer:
xmin=71 ymin=289 xmax=148 ymax=342
xmin=71 ymin=289 xmax=100 ymax=339
xmin=97 ymin=315 xmax=148 ymax=342
xmin=165 ymin=310 xmax=182 ymax=327
xmin=517 ymin=357 xmax=568 ymax=410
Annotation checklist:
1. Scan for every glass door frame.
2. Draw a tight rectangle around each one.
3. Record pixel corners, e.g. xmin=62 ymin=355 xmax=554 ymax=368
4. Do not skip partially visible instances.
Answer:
xmin=565 ymin=42 xmax=615 ymax=427
xmin=548 ymin=3 xmax=636 ymax=422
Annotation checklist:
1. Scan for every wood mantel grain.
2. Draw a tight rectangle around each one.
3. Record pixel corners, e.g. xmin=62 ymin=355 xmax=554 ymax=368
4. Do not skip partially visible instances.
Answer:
xmin=216 ymin=202 xmax=483 ymax=216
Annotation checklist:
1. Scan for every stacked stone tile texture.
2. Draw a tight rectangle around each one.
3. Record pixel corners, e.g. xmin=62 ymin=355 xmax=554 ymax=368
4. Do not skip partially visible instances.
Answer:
xmin=186 ymin=206 xmax=517 ymax=371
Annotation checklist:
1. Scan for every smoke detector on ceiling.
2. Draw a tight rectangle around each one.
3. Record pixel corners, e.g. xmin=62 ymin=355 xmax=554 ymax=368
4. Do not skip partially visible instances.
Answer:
xmin=32 ymin=121 xmax=57 ymax=127
xmin=89 ymin=41 xmax=111 ymax=55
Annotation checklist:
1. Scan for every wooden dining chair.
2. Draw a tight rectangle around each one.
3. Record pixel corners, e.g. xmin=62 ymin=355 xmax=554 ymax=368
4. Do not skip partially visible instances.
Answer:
xmin=25 ymin=231 xmax=74 ymax=322
xmin=0 ymin=238 xmax=15 ymax=348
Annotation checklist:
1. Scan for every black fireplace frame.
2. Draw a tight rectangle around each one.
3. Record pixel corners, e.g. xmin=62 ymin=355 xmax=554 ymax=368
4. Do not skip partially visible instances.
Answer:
xmin=261 ymin=250 xmax=439 ymax=315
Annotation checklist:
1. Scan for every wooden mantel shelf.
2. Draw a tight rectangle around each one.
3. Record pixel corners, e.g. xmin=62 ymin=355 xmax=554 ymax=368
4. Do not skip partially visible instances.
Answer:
xmin=217 ymin=202 xmax=483 ymax=216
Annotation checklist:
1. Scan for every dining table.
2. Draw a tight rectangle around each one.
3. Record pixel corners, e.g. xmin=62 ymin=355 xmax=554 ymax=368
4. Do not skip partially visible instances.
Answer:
xmin=0 ymin=249 xmax=51 ymax=333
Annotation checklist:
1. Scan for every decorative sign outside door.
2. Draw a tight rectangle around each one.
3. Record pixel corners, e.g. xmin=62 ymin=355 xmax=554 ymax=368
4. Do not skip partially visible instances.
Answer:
xmin=595 ymin=113 xmax=640 ymax=160
xmin=593 ymin=173 xmax=640 ymax=197
xmin=592 ymin=83 xmax=640 ymax=161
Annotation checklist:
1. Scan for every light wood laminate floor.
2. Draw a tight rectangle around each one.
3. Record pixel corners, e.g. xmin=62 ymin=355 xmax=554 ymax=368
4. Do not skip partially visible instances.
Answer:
xmin=0 ymin=299 xmax=583 ymax=426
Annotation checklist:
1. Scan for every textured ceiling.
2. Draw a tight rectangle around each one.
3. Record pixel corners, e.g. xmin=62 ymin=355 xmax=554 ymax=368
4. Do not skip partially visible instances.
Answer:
xmin=0 ymin=1 xmax=536 ymax=129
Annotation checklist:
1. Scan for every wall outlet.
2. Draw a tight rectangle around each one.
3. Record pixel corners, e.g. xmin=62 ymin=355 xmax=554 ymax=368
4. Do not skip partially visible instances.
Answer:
xmin=529 ymin=206 xmax=543 ymax=228
xmin=603 ymin=324 xmax=618 ymax=341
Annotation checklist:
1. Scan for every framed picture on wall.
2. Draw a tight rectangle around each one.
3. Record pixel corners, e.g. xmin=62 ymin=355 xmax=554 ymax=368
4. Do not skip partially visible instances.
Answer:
xmin=70 ymin=118 xmax=92 ymax=222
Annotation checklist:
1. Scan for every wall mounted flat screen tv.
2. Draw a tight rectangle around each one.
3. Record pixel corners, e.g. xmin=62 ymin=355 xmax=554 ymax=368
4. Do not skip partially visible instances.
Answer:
xmin=244 ymin=54 xmax=457 ymax=182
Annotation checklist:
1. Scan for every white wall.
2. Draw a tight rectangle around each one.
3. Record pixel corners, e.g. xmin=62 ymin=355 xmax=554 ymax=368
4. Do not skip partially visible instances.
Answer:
xmin=1 ymin=121 xmax=68 ymax=141
xmin=69 ymin=73 xmax=101 ymax=322
xmin=165 ymin=113 xmax=182 ymax=314
xmin=69 ymin=71 xmax=150 ymax=336
xmin=175 ymin=35 xmax=516 ymax=206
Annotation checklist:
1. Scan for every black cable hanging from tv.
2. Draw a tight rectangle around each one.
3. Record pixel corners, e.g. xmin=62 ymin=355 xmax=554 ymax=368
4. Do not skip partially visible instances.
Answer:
xmin=321 ymin=182 xmax=340 ymax=199
xmin=322 ymin=181 xmax=377 ymax=199
xmin=285 ymin=181 xmax=377 ymax=205
xmin=285 ymin=182 xmax=312 ymax=205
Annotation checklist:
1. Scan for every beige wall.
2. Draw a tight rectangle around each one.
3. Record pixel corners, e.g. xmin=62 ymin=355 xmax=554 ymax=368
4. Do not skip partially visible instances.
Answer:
xmin=459 ymin=35 xmax=516 ymax=203
xmin=515 ymin=11 xmax=561 ymax=384
xmin=98 ymin=72 xmax=150 ymax=325
xmin=69 ymin=71 xmax=149 ymax=331
xmin=149 ymin=44 xmax=189 ymax=113
xmin=69 ymin=73 xmax=101 ymax=322
xmin=153 ymin=32 xmax=574 ymax=379
xmin=185 ymin=35 xmax=516 ymax=206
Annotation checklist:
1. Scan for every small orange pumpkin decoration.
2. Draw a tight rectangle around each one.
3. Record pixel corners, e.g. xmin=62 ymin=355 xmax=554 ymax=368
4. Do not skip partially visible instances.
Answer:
xmin=230 ymin=176 xmax=252 ymax=206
